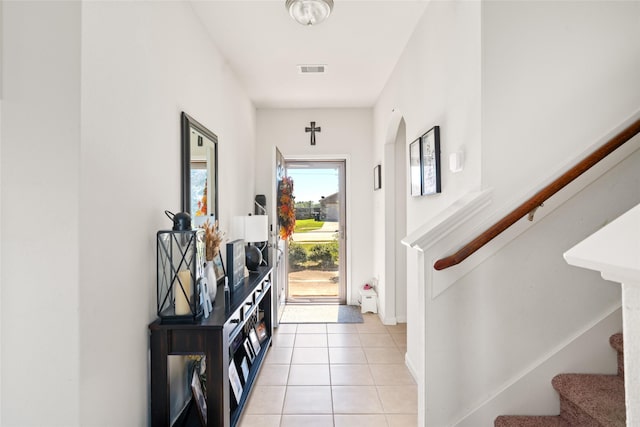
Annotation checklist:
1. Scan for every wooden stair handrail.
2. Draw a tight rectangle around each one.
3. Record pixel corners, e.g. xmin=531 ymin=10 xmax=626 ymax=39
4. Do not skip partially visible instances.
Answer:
xmin=434 ymin=117 xmax=640 ymax=271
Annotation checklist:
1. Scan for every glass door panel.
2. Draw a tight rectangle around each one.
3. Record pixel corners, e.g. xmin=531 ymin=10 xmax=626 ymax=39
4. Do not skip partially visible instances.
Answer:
xmin=285 ymin=160 xmax=346 ymax=304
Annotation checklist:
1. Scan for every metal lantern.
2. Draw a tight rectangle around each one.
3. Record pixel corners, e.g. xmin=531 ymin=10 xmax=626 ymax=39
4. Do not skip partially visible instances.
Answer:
xmin=157 ymin=211 xmax=205 ymax=323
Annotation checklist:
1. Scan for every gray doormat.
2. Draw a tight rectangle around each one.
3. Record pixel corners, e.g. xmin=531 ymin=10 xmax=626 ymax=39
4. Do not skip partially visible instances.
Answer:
xmin=280 ymin=304 xmax=363 ymax=324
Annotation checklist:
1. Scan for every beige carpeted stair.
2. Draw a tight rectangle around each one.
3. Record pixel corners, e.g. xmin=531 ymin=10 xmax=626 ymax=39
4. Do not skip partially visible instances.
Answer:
xmin=495 ymin=333 xmax=625 ymax=427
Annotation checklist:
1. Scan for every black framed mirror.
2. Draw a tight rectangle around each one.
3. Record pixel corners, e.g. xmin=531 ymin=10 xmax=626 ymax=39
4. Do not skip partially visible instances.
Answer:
xmin=181 ymin=112 xmax=218 ymax=221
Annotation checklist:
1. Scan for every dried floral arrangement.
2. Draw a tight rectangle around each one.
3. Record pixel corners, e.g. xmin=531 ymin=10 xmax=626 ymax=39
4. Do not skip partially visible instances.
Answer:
xmin=278 ymin=176 xmax=296 ymax=240
xmin=202 ymin=218 xmax=224 ymax=261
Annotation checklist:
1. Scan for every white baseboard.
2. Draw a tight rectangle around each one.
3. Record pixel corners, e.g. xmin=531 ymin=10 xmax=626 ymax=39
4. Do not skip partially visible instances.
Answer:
xmin=380 ymin=314 xmax=397 ymax=325
xmin=405 ymin=352 xmax=419 ymax=384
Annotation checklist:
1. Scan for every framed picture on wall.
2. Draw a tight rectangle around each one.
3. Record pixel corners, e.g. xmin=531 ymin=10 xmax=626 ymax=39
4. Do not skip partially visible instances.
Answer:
xmin=409 ymin=138 xmax=422 ymax=196
xmin=420 ymin=126 xmax=441 ymax=195
xmin=373 ymin=164 xmax=381 ymax=190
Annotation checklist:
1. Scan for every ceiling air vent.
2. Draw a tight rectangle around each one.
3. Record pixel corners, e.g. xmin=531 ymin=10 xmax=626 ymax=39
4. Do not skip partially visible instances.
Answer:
xmin=298 ymin=64 xmax=326 ymax=74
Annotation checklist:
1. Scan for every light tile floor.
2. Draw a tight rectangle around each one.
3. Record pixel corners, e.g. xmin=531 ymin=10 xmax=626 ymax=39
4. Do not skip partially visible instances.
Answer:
xmin=239 ymin=313 xmax=417 ymax=427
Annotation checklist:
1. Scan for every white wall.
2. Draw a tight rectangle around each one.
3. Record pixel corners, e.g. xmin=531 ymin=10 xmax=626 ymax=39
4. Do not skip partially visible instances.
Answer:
xmin=373 ymin=0 xmax=481 ymax=355
xmin=483 ymin=0 xmax=640 ymax=209
xmin=0 ymin=98 xmax=2 ymax=425
xmin=373 ymin=0 xmax=640 ymax=425
xmin=452 ymin=2 xmax=639 ymax=423
xmin=2 ymin=1 xmax=256 ymax=425
xmin=375 ymin=0 xmax=482 ymax=229
xmin=0 ymin=1 xmax=3 ymax=417
xmin=80 ymin=2 xmax=255 ymax=425
xmin=424 ymin=147 xmax=639 ymax=426
xmin=255 ymin=108 xmax=373 ymax=304
xmin=0 ymin=0 xmax=3 ymax=98
xmin=1 ymin=2 xmax=81 ymax=424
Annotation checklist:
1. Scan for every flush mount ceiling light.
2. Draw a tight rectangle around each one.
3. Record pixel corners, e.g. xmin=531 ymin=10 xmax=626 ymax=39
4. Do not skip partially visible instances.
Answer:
xmin=286 ymin=0 xmax=334 ymax=26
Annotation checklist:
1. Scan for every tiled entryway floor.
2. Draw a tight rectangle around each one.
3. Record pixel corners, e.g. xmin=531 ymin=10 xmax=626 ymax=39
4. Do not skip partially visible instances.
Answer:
xmin=239 ymin=313 xmax=417 ymax=427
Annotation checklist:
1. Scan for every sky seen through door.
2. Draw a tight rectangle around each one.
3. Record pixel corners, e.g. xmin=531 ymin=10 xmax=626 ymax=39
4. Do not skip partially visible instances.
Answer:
xmin=287 ymin=168 xmax=339 ymax=202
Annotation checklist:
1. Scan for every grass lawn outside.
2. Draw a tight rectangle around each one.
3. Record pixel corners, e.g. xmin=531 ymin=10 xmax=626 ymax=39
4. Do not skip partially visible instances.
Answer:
xmin=296 ymin=242 xmax=332 ymax=250
xmin=294 ymin=218 xmax=324 ymax=233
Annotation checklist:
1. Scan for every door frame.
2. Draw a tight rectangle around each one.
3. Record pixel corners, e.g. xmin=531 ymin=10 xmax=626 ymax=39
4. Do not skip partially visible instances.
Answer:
xmin=271 ymin=147 xmax=287 ymax=326
xmin=284 ymin=154 xmax=352 ymax=305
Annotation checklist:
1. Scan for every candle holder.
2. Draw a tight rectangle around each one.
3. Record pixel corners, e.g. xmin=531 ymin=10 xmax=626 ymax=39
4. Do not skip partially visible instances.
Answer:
xmin=157 ymin=227 xmax=205 ymax=323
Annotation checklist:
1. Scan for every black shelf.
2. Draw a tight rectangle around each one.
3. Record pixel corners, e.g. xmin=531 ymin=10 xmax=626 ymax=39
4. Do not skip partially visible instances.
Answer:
xmin=230 ymin=336 xmax=272 ymax=427
xmin=150 ymin=266 xmax=273 ymax=427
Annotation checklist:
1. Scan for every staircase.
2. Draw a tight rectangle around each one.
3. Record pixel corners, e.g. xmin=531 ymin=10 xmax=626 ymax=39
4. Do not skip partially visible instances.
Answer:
xmin=495 ymin=333 xmax=626 ymax=427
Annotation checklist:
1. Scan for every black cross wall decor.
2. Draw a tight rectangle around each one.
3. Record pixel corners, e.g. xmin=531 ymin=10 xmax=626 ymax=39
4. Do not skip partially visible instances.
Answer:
xmin=305 ymin=121 xmax=321 ymax=145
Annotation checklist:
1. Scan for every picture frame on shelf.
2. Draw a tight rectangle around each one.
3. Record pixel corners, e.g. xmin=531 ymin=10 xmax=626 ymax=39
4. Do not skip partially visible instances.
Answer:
xmin=227 ymin=239 xmax=246 ymax=291
xmin=230 ymin=332 xmax=244 ymax=354
xmin=409 ymin=138 xmax=422 ymax=196
xmin=229 ymin=360 xmax=243 ymax=405
xmin=249 ymin=328 xmax=261 ymax=356
xmin=212 ymin=251 xmax=225 ymax=285
xmin=421 ymin=126 xmax=441 ymax=195
xmin=256 ymin=321 xmax=268 ymax=343
xmin=240 ymin=357 xmax=250 ymax=383
xmin=373 ymin=164 xmax=381 ymax=190
xmin=243 ymin=338 xmax=255 ymax=364
xmin=191 ymin=369 xmax=207 ymax=426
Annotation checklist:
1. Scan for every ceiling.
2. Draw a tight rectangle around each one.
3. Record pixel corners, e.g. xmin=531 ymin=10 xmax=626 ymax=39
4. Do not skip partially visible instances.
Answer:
xmin=189 ymin=1 xmax=428 ymax=109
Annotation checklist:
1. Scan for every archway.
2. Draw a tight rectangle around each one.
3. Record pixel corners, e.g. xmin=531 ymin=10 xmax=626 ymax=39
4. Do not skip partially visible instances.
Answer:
xmin=383 ymin=111 xmax=407 ymax=323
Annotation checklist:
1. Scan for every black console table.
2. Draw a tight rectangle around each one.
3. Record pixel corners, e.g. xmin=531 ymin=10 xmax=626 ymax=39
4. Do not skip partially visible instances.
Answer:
xmin=149 ymin=266 xmax=273 ymax=427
